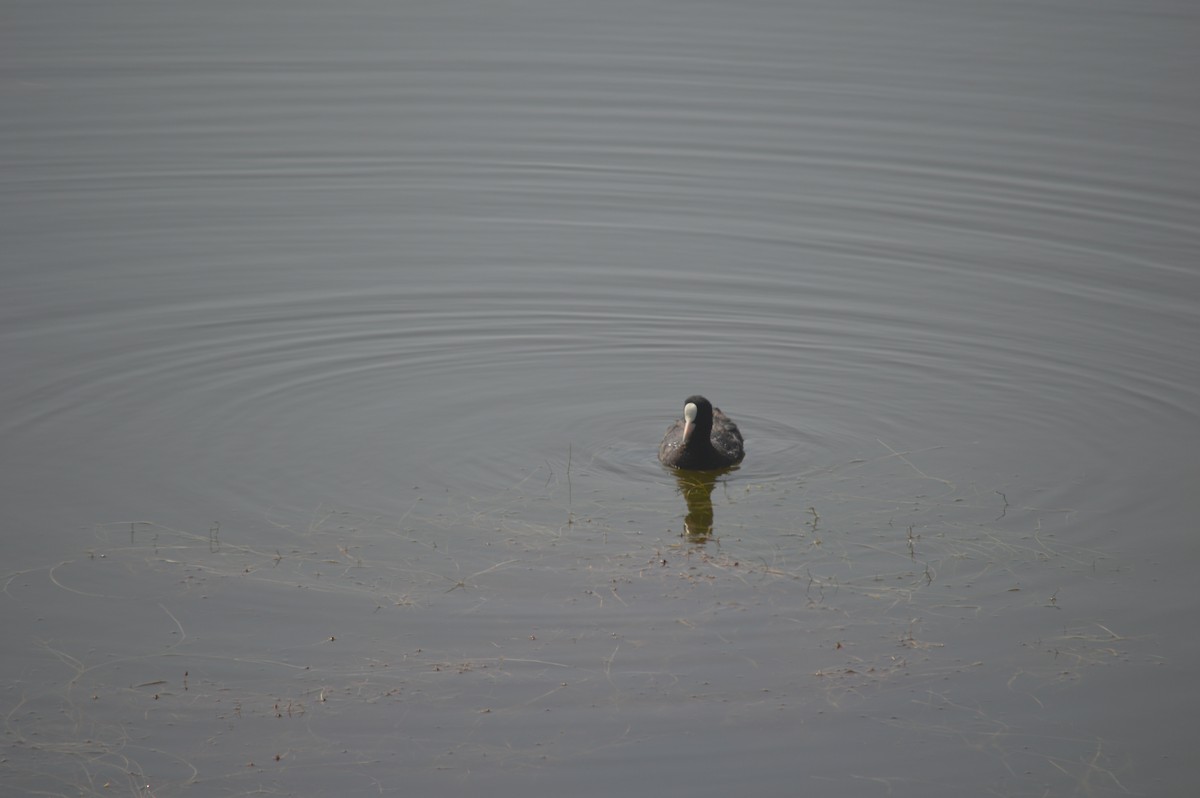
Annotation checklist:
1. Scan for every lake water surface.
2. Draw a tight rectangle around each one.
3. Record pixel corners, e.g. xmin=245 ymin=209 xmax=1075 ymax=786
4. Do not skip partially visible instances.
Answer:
xmin=3 ymin=1 xmax=1199 ymax=795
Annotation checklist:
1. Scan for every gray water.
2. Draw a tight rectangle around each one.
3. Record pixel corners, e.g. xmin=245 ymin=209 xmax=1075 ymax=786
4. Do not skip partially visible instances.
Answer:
xmin=3 ymin=1 xmax=1199 ymax=795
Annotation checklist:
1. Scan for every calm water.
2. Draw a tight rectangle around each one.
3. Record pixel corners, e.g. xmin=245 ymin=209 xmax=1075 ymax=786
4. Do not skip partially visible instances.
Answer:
xmin=3 ymin=1 xmax=1199 ymax=795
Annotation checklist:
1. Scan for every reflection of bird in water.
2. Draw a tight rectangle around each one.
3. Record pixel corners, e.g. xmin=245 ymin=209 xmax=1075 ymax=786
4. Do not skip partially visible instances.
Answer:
xmin=671 ymin=469 xmax=721 ymax=540
xmin=658 ymin=395 xmax=745 ymax=470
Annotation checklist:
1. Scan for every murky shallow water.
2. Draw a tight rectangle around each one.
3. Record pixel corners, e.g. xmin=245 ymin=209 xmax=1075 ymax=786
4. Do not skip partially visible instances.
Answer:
xmin=3 ymin=1 xmax=1199 ymax=795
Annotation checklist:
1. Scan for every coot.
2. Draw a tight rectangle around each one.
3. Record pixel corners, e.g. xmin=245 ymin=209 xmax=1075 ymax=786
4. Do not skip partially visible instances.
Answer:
xmin=658 ymin=395 xmax=745 ymax=470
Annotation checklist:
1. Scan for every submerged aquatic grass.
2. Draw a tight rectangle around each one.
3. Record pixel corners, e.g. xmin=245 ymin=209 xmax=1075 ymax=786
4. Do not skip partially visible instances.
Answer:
xmin=1 ymin=442 xmax=1136 ymax=796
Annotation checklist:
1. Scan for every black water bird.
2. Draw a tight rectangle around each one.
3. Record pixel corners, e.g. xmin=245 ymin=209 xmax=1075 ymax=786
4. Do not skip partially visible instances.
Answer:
xmin=658 ymin=395 xmax=744 ymax=470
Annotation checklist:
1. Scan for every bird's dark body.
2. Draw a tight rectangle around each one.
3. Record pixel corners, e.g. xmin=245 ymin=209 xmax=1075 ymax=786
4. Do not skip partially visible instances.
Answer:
xmin=658 ymin=395 xmax=745 ymax=470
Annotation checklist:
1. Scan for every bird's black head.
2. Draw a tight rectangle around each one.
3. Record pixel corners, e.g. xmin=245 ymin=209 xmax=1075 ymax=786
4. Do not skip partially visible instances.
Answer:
xmin=682 ymin=395 xmax=714 ymax=440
